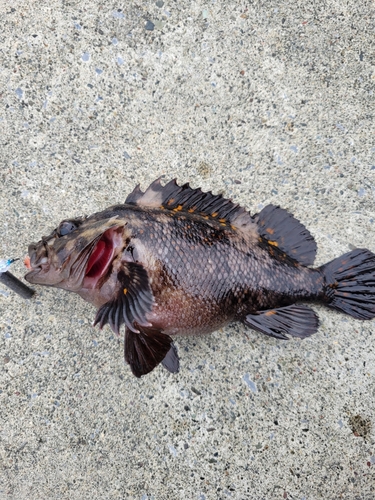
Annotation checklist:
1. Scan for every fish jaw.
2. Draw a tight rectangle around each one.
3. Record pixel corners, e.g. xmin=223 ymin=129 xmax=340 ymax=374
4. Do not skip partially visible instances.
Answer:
xmin=24 ymin=239 xmax=63 ymax=286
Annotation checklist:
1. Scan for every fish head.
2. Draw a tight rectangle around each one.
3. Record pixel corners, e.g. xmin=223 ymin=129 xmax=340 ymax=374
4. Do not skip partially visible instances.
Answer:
xmin=25 ymin=214 xmax=126 ymax=294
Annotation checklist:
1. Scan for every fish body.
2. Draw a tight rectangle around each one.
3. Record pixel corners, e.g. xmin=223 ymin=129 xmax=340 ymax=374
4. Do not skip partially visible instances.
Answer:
xmin=25 ymin=179 xmax=375 ymax=377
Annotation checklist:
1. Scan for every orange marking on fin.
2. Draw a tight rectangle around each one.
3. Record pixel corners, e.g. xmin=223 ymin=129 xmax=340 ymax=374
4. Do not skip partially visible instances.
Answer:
xmin=212 ymin=212 xmax=218 ymax=217
xmin=268 ymin=240 xmax=278 ymax=247
xmin=230 ymin=225 xmax=236 ymax=230
xmin=265 ymin=310 xmax=276 ymax=316
xmin=173 ymin=205 xmax=183 ymax=212
xmin=188 ymin=208 xmax=195 ymax=213
xmin=123 ymin=288 xmax=128 ymax=295
xmin=219 ymin=218 xmax=226 ymax=223
xmin=167 ymin=198 xmax=175 ymax=205
xmin=265 ymin=227 xmax=274 ymax=235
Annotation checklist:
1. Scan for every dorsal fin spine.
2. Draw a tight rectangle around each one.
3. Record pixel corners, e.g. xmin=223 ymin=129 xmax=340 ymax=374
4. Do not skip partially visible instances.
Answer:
xmin=125 ymin=178 xmax=257 ymax=233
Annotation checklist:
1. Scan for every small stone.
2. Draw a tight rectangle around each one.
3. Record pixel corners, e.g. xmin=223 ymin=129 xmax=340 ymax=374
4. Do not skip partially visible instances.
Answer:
xmin=243 ymin=373 xmax=257 ymax=393
xmin=145 ymin=20 xmax=155 ymax=31
xmin=154 ymin=20 xmax=164 ymax=30
xmin=156 ymin=0 xmax=164 ymax=6
xmin=168 ymin=445 xmax=177 ymax=456
xmin=112 ymin=11 xmax=124 ymax=19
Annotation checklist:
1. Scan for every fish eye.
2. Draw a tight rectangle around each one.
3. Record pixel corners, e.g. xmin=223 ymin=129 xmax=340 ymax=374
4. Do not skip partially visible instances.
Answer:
xmin=58 ymin=221 xmax=78 ymax=236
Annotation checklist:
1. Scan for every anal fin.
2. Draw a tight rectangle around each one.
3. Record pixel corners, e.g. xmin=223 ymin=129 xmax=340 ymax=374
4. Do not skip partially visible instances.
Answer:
xmin=244 ymin=305 xmax=319 ymax=340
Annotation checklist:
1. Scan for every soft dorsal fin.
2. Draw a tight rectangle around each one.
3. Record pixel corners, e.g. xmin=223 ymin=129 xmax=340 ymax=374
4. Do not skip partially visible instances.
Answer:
xmin=255 ymin=204 xmax=317 ymax=266
xmin=125 ymin=178 xmax=256 ymax=230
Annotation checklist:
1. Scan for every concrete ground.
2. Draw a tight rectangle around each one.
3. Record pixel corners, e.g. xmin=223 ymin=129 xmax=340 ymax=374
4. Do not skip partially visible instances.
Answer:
xmin=1 ymin=1 xmax=375 ymax=498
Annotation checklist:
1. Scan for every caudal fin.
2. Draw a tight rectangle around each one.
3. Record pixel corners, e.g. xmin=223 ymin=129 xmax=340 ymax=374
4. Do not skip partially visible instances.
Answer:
xmin=320 ymin=248 xmax=375 ymax=320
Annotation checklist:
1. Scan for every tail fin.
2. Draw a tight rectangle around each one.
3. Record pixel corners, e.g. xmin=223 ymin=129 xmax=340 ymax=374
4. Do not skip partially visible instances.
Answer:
xmin=320 ymin=248 xmax=375 ymax=320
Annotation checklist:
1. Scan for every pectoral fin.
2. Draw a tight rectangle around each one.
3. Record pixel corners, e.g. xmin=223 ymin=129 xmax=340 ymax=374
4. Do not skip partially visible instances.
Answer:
xmin=244 ymin=305 xmax=319 ymax=340
xmin=125 ymin=325 xmax=177 ymax=377
xmin=93 ymin=261 xmax=154 ymax=334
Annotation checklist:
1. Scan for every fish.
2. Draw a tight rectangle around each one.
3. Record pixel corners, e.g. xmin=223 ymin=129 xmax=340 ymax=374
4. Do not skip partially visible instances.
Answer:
xmin=25 ymin=178 xmax=375 ymax=377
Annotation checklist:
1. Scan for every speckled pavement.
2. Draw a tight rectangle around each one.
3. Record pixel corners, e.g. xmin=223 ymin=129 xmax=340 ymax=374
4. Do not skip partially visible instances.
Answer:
xmin=1 ymin=1 xmax=375 ymax=499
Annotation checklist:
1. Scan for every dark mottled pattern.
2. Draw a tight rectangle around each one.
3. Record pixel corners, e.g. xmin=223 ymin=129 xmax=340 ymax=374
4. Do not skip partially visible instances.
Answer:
xmin=25 ymin=179 xmax=375 ymax=376
xmin=97 ymin=205 xmax=322 ymax=336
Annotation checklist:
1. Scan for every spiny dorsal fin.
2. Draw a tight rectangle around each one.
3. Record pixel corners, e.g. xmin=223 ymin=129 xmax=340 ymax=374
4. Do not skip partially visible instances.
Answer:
xmin=125 ymin=178 xmax=256 ymax=230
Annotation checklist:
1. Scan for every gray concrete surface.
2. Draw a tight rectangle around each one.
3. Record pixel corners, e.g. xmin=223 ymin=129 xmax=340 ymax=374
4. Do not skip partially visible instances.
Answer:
xmin=1 ymin=1 xmax=375 ymax=498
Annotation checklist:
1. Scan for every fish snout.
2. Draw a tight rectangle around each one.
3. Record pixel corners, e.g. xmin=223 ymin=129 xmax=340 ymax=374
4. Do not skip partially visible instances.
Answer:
xmin=26 ymin=242 xmax=49 ymax=272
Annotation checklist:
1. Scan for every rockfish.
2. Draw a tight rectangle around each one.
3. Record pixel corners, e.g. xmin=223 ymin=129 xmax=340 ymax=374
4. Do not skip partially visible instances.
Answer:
xmin=25 ymin=179 xmax=375 ymax=377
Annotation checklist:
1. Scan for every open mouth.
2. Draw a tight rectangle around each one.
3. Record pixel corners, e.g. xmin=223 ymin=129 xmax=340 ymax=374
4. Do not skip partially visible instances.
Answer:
xmin=83 ymin=227 xmax=121 ymax=288
xmin=86 ymin=238 xmax=113 ymax=279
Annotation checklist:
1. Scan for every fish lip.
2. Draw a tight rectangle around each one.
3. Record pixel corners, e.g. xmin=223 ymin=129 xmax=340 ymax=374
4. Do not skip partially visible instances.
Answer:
xmin=24 ymin=262 xmax=52 ymax=284
xmin=24 ymin=245 xmax=51 ymax=283
xmin=24 ymin=266 xmax=42 ymax=283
